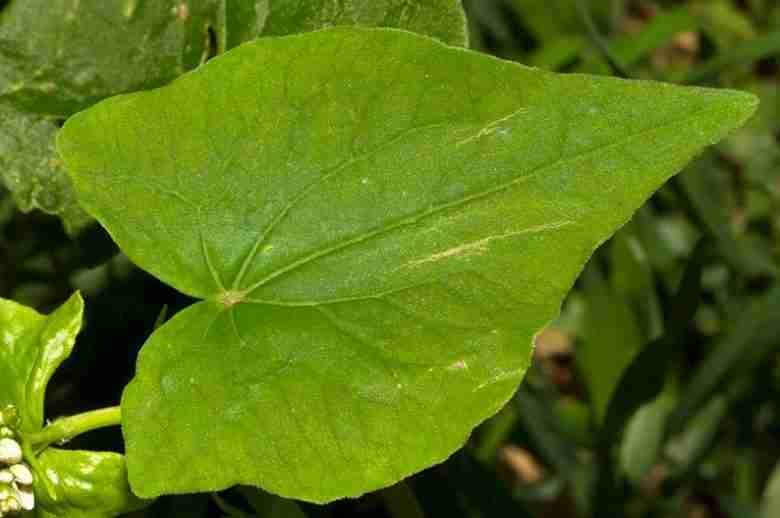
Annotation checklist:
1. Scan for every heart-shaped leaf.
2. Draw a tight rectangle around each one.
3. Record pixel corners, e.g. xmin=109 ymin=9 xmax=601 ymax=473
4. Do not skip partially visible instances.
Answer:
xmin=56 ymin=27 xmax=757 ymax=503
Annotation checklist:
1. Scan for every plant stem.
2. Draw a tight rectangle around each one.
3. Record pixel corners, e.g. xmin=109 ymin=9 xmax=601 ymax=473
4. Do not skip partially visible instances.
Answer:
xmin=27 ymin=406 xmax=122 ymax=450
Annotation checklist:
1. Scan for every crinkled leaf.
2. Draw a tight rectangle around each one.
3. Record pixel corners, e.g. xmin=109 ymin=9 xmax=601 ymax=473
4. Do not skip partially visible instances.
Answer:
xmin=261 ymin=0 xmax=467 ymax=46
xmin=223 ymin=0 xmax=270 ymax=50
xmin=0 ymin=0 xmax=221 ymax=116
xmin=34 ymin=449 xmax=148 ymax=518
xmin=0 ymin=0 xmax=224 ymax=231
xmin=0 ymin=106 xmax=90 ymax=234
xmin=0 ymin=292 xmax=83 ymax=432
xmin=56 ymin=27 xmax=757 ymax=503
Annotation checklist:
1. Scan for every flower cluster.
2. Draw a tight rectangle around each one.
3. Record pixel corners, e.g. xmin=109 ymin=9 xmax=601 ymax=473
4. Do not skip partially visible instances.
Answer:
xmin=0 ymin=408 xmax=33 ymax=516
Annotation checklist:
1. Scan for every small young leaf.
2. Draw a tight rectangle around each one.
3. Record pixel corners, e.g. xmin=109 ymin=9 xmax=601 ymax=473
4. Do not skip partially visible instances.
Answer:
xmin=56 ymin=27 xmax=757 ymax=502
xmin=35 ymin=449 xmax=148 ymax=517
xmin=0 ymin=292 xmax=83 ymax=432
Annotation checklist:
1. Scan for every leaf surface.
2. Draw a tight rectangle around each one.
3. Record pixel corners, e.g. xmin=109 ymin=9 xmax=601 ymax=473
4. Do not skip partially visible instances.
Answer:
xmin=56 ymin=27 xmax=757 ymax=502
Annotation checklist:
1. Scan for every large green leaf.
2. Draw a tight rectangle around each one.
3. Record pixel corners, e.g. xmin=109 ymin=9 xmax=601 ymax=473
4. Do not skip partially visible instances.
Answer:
xmin=0 ymin=293 xmax=83 ymax=432
xmin=56 ymin=27 xmax=757 ymax=503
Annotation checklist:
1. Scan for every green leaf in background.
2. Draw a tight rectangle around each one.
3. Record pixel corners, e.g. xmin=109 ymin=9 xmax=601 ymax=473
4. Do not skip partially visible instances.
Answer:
xmin=0 ymin=293 xmax=144 ymax=517
xmin=677 ymin=158 xmax=777 ymax=277
xmin=239 ymin=486 xmax=307 ymax=518
xmin=619 ymin=389 xmax=675 ymax=485
xmin=508 ymin=0 xmax=613 ymax=44
xmin=56 ymin=27 xmax=757 ymax=503
xmin=762 ymin=459 xmax=780 ymax=518
xmin=0 ymin=106 xmax=91 ymax=234
xmin=34 ymin=449 xmax=146 ymax=518
xmin=222 ymin=1 xmax=270 ymax=51
xmin=261 ymin=0 xmax=467 ymax=46
xmin=581 ymin=7 xmax=698 ymax=76
xmin=669 ymin=284 xmax=780 ymax=434
xmin=0 ymin=0 xmax=221 ymax=116
xmin=577 ymin=264 xmax=645 ymax=423
xmin=0 ymin=0 xmax=222 ymax=232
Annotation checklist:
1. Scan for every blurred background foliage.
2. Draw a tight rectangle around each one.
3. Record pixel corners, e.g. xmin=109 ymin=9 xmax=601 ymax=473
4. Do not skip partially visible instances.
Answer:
xmin=1 ymin=0 xmax=779 ymax=517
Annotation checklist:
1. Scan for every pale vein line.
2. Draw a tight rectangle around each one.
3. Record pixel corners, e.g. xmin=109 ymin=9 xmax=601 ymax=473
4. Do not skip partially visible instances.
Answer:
xmin=241 ymin=104 xmax=720 ymax=299
xmin=230 ymin=120 xmax=450 ymax=291
xmin=402 ymin=221 xmax=574 ymax=269
xmin=200 ymin=227 xmax=226 ymax=292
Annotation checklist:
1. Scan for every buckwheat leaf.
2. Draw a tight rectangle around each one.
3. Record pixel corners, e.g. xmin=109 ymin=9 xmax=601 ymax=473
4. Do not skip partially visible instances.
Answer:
xmin=0 ymin=292 xmax=83 ymax=432
xmin=35 ymin=449 xmax=148 ymax=517
xmin=56 ymin=27 xmax=757 ymax=503
xmin=260 ymin=0 xmax=467 ymax=46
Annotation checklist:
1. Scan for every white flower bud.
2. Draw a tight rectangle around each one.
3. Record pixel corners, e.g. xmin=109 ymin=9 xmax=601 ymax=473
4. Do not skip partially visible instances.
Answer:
xmin=14 ymin=486 xmax=33 ymax=511
xmin=0 ymin=429 xmax=12 ymax=440
xmin=0 ymin=471 xmax=11 ymax=484
xmin=9 ymin=465 xmax=32 ymax=486
xmin=0 ymin=440 xmax=21 ymax=465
